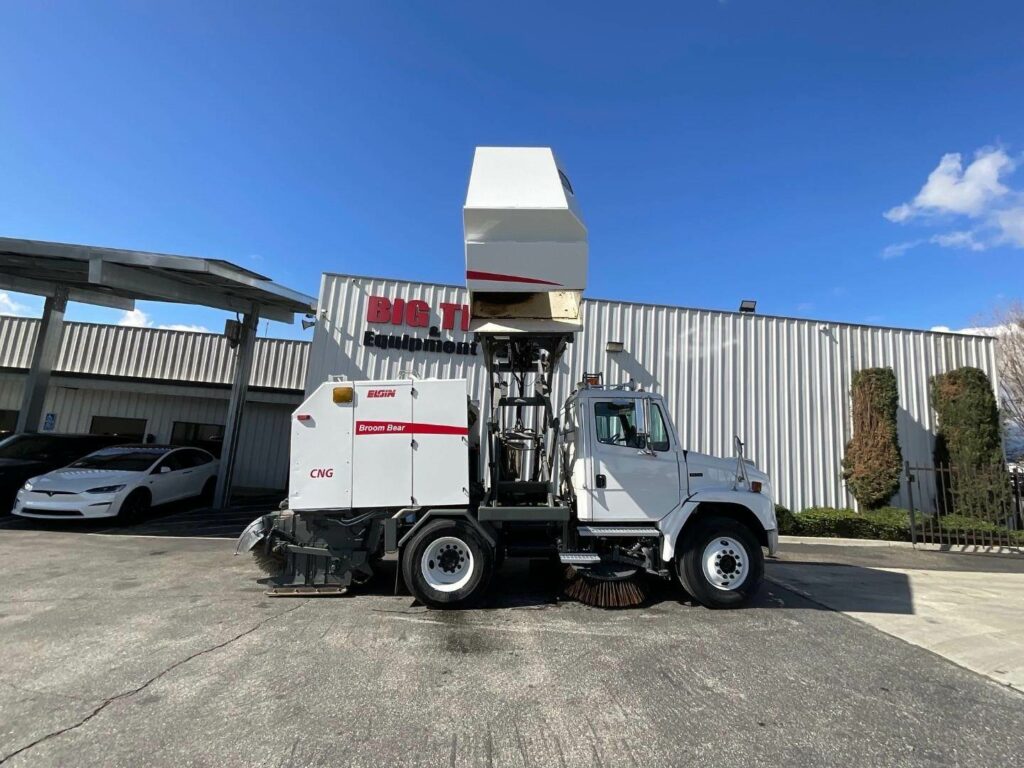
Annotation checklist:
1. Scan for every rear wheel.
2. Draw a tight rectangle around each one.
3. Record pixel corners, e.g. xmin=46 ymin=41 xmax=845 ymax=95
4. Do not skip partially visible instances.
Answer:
xmin=402 ymin=518 xmax=494 ymax=609
xmin=117 ymin=489 xmax=151 ymax=524
xmin=678 ymin=516 xmax=763 ymax=608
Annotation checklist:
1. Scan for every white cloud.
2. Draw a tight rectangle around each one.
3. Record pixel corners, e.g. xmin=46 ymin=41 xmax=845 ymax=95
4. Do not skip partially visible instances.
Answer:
xmin=885 ymin=147 xmax=1014 ymax=222
xmin=161 ymin=324 xmax=211 ymax=333
xmin=0 ymin=292 xmax=32 ymax=316
xmin=929 ymin=230 xmax=986 ymax=251
xmin=116 ymin=308 xmax=209 ymax=333
xmin=995 ymin=207 xmax=1024 ymax=247
xmin=881 ymin=240 xmax=922 ymax=259
xmin=929 ymin=323 xmax=1014 ymax=337
xmin=117 ymin=308 xmax=150 ymax=327
xmin=883 ymin=145 xmax=1024 ymax=255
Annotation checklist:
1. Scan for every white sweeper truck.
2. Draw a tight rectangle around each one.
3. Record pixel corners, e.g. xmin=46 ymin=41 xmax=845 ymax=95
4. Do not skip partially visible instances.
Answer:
xmin=236 ymin=147 xmax=778 ymax=609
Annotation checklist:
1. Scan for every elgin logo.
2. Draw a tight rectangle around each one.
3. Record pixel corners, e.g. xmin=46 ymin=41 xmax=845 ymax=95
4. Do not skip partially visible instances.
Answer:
xmin=309 ymin=468 xmax=334 ymax=479
xmin=366 ymin=389 xmax=396 ymax=398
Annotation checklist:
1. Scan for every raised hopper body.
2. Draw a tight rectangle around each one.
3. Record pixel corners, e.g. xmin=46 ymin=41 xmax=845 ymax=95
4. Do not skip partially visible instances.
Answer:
xmin=464 ymin=147 xmax=587 ymax=334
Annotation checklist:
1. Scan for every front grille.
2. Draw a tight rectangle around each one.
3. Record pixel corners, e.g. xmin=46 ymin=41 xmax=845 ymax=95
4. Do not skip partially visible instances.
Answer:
xmin=21 ymin=507 xmax=84 ymax=517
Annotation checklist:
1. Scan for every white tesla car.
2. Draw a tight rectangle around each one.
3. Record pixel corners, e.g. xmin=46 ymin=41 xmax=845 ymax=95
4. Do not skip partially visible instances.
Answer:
xmin=13 ymin=445 xmax=219 ymax=521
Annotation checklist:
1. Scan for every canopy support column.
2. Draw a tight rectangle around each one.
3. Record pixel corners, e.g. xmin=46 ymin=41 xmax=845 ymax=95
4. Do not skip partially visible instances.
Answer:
xmin=16 ymin=288 xmax=68 ymax=433
xmin=213 ymin=307 xmax=260 ymax=509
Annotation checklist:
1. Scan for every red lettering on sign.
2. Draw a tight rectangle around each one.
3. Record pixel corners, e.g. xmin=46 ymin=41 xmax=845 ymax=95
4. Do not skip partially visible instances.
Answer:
xmin=406 ymin=300 xmax=429 ymax=327
xmin=366 ymin=389 xmax=397 ymax=398
xmin=367 ymin=296 xmax=391 ymax=323
xmin=439 ymin=302 xmax=459 ymax=330
xmin=366 ymin=296 xmax=471 ymax=330
xmin=309 ymin=468 xmax=335 ymax=479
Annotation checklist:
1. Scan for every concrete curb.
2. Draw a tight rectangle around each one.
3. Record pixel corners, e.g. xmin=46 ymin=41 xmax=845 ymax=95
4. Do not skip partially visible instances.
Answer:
xmin=779 ymin=534 xmax=1024 ymax=557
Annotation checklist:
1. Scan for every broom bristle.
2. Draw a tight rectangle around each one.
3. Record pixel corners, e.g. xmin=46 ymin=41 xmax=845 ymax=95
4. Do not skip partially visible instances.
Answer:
xmin=563 ymin=565 xmax=649 ymax=609
xmin=252 ymin=549 xmax=286 ymax=576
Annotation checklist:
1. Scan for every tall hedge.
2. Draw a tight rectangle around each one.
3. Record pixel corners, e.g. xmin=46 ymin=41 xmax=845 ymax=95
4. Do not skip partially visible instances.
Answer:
xmin=841 ymin=367 xmax=903 ymax=509
xmin=930 ymin=367 xmax=1010 ymax=518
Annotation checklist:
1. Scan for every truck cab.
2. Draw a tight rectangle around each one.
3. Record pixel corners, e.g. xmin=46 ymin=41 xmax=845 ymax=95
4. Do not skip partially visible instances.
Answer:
xmin=560 ymin=381 xmax=778 ymax=605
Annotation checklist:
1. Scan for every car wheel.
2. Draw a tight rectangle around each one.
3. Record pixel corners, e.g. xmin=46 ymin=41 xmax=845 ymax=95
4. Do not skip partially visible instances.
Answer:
xmin=117 ymin=489 xmax=151 ymax=524
xmin=677 ymin=516 xmax=764 ymax=609
xmin=200 ymin=478 xmax=216 ymax=505
xmin=402 ymin=518 xmax=494 ymax=609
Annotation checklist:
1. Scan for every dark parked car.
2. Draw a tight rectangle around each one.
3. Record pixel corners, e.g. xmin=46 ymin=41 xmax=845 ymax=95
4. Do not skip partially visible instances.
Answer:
xmin=0 ymin=433 xmax=131 ymax=513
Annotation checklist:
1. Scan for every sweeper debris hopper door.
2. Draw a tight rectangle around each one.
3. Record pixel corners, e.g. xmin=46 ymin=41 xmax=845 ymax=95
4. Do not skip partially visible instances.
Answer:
xmin=464 ymin=147 xmax=587 ymax=335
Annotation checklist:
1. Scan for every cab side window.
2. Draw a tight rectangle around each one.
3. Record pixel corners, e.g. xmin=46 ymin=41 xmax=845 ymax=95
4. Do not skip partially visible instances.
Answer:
xmin=649 ymin=404 xmax=671 ymax=452
xmin=594 ymin=401 xmax=641 ymax=448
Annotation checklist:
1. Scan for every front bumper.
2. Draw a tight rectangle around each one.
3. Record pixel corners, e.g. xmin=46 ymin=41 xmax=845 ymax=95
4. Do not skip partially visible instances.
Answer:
xmin=767 ymin=527 xmax=779 ymax=556
xmin=12 ymin=489 xmax=124 ymax=520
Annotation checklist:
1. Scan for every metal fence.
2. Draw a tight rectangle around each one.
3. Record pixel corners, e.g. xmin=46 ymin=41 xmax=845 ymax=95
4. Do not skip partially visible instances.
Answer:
xmin=905 ymin=462 xmax=1024 ymax=547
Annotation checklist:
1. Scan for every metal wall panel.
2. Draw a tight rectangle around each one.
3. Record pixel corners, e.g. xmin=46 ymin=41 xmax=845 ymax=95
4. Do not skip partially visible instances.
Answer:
xmin=0 ymin=317 xmax=308 ymax=391
xmin=309 ymin=273 xmax=1000 ymax=512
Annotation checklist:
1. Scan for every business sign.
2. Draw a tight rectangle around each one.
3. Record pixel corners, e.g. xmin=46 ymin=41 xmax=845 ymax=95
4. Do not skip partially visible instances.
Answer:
xmin=362 ymin=296 xmax=478 ymax=358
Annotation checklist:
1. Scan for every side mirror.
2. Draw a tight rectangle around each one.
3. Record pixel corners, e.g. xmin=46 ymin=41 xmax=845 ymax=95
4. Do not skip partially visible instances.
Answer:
xmin=634 ymin=398 xmax=652 ymax=453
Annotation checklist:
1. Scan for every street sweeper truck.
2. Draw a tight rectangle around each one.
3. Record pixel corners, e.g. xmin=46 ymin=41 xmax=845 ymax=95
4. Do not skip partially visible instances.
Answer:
xmin=236 ymin=147 xmax=778 ymax=609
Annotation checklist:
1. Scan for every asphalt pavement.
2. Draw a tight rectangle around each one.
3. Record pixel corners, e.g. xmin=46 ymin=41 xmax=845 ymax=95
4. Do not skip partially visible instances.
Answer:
xmin=0 ymin=530 xmax=1021 ymax=767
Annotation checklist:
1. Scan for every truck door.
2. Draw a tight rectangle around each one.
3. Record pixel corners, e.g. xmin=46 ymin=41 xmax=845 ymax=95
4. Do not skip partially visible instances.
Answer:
xmin=588 ymin=397 xmax=681 ymax=522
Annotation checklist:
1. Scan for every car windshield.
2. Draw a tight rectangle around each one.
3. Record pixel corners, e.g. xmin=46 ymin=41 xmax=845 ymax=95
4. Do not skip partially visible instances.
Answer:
xmin=0 ymin=434 xmax=65 ymax=460
xmin=69 ymin=449 xmax=166 ymax=472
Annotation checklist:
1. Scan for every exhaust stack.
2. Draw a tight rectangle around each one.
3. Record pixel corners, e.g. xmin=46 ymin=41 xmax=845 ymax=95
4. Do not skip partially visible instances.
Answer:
xmin=464 ymin=147 xmax=587 ymax=334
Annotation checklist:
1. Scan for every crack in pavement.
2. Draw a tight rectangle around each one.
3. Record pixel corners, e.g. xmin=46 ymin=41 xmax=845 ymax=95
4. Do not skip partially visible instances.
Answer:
xmin=0 ymin=601 xmax=309 ymax=765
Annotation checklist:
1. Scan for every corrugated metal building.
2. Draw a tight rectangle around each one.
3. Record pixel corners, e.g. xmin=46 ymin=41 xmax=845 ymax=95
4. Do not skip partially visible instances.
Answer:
xmin=0 ymin=316 xmax=307 ymax=490
xmin=307 ymin=272 xmax=1000 ymax=512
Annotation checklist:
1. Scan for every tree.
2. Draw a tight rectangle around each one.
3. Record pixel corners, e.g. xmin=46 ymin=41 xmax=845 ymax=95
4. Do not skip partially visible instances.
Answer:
xmin=988 ymin=302 xmax=1024 ymax=460
xmin=842 ymin=367 xmax=903 ymax=510
xmin=930 ymin=367 xmax=1010 ymax=518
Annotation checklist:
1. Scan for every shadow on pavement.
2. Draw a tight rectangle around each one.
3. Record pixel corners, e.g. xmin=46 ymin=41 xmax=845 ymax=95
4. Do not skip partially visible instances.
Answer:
xmin=767 ymin=558 xmax=915 ymax=614
xmin=253 ymin=556 xmax=909 ymax=614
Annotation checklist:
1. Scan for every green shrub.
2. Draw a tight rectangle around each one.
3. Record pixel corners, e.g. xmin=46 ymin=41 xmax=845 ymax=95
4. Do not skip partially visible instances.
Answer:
xmin=930 ymin=367 xmax=1011 ymax=517
xmin=842 ymin=368 xmax=903 ymax=509
xmin=791 ymin=507 xmax=911 ymax=540
xmin=775 ymin=504 xmax=797 ymax=535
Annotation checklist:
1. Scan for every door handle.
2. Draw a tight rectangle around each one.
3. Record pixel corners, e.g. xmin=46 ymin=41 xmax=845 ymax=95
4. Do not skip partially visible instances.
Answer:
xmin=595 ymin=474 xmax=606 ymax=489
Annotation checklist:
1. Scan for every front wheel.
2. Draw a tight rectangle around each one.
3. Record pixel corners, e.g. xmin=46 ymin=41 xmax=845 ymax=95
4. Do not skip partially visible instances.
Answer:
xmin=402 ymin=518 xmax=494 ymax=609
xmin=678 ymin=516 xmax=764 ymax=608
xmin=117 ymin=489 xmax=151 ymax=524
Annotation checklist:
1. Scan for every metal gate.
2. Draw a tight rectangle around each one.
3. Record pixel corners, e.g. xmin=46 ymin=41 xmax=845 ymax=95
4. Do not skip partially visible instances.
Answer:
xmin=905 ymin=462 xmax=1024 ymax=547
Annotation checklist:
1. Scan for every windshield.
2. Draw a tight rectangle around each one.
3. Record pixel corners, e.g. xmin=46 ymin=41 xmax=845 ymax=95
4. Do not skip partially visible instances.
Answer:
xmin=0 ymin=434 xmax=66 ymax=460
xmin=69 ymin=449 xmax=165 ymax=472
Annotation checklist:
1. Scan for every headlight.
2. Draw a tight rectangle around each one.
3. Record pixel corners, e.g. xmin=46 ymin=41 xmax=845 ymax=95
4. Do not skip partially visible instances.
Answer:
xmin=86 ymin=484 xmax=125 ymax=494
xmin=22 ymin=480 xmax=33 ymax=491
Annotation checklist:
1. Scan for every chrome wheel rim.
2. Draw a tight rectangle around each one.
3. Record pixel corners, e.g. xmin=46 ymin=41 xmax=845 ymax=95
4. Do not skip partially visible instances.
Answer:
xmin=421 ymin=536 xmax=474 ymax=593
xmin=702 ymin=536 xmax=748 ymax=591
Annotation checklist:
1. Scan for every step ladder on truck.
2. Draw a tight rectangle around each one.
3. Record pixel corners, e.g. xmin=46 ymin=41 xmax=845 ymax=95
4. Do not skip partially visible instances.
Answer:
xmin=236 ymin=147 xmax=779 ymax=609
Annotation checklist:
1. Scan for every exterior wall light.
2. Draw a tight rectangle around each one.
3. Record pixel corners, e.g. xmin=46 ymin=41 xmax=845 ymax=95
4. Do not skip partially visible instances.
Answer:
xmin=738 ymin=300 xmax=757 ymax=313
xmin=606 ymin=341 xmax=625 ymax=353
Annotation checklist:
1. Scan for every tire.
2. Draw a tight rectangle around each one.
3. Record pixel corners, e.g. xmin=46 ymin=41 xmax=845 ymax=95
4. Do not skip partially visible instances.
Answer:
xmin=402 ymin=518 xmax=494 ymax=609
xmin=117 ymin=489 xmax=151 ymax=524
xmin=200 ymin=478 xmax=216 ymax=505
xmin=677 ymin=516 xmax=764 ymax=609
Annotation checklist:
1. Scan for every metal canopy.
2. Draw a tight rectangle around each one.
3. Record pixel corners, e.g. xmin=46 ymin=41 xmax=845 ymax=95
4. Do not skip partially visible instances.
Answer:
xmin=0 ymin=237 xmax=316 ymax=323
xmin=1 ymin=236 xmax=317 ymax=510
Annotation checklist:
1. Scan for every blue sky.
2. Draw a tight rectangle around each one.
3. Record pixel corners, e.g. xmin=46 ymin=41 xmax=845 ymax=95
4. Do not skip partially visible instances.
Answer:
xmin=1 ymin=1 xmax=1022 ymax=339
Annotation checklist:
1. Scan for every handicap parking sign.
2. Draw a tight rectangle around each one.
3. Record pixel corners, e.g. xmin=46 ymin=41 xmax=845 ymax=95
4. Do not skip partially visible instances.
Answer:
xmin=42 ymin=412 xmax=56 ymax=431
